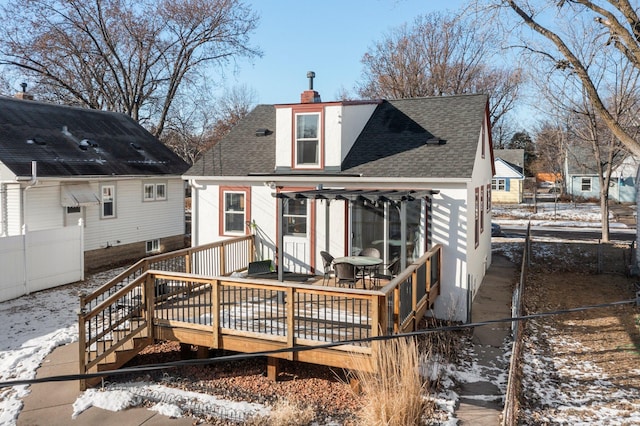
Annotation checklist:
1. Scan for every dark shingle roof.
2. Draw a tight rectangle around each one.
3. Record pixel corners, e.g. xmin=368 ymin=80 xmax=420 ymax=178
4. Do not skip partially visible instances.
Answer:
xmin=0 ymin=96 xmax=189 ymax=177
xmin=187 ymin=104 xmax=276 ymax=177
xmin=186 ymin=94 xmax=488 ymax=179
xmin=342 ymin=95 xmax=488 ymax=178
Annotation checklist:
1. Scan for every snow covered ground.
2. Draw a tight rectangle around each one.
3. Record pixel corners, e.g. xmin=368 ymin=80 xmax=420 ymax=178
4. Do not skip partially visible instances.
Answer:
xmin=0 ymin=202 xmax=636 ymax=424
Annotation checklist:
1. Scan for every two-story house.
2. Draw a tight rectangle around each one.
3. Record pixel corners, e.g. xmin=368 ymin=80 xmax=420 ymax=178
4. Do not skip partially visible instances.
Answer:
xmin=184 ymin=80 xmax=495 ymax=322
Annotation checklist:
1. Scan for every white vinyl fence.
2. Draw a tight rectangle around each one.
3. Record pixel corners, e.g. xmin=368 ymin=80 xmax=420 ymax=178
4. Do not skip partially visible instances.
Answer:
xmin=0 ymin=222 xmax=83 ymax=302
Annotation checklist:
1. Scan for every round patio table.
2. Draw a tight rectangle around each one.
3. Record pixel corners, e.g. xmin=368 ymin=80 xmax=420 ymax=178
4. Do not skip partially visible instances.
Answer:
xmin=332 ymin=256 xmax=382 ymax=288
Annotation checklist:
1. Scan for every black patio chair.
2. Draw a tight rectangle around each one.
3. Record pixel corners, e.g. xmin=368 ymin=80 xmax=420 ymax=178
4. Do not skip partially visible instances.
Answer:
xmin=333 ymin=262 xmax=358 ymax=288
xmin=320 ymin=251 xmax=335 ymax=285
xmin=371 ymin=257 xmax=401 ymax=285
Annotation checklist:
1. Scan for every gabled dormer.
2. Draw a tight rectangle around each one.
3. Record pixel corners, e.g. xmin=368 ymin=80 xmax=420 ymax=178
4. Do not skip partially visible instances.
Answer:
xmin=274 ymin=72 xmax=379 ymax=173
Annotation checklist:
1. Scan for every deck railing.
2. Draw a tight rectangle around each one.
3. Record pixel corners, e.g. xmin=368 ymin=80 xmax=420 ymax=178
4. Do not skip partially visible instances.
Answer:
xmin=78 ymin=239 xmax=442 ymax=389
xmin=78 ymin=235 xmax=254 ymax=389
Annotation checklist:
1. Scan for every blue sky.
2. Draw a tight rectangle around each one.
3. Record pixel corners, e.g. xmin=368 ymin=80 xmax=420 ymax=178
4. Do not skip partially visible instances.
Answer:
xmin=228 ymin=0 xmax=470 ymax=104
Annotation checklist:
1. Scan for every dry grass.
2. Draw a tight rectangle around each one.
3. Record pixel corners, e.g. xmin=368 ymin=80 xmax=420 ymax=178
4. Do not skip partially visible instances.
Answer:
xmin=351 ymin=337 xmax=428 ymax=426
xmin=248 ymin=399 xmax=316 ymax=426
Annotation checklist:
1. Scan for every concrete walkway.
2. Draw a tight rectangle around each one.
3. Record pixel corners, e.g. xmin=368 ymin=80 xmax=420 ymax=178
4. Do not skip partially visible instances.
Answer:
xmin=17 ymin=255 xmax=518 ymax=425
xmin=455 ymin=254 xmax=518 ymax=425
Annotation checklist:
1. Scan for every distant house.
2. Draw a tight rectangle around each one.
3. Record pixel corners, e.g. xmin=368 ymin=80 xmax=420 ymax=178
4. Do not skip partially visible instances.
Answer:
xmin=0 ymin=94 xmax=190 ymax=271
xmin=564 ymin=145 xmax=638 ymax=202
xmin=492 ymin=149 xmax=525 ymax=203
xmin=184 ymin=82 xmax=495 ymax=322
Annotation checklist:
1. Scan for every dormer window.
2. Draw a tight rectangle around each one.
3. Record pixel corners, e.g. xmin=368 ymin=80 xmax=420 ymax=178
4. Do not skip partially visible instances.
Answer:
xmin=295 ymin=113 xmax=320 ymax=167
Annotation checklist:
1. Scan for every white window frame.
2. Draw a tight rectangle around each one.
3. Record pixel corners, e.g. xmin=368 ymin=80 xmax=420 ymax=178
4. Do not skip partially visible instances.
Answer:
xmin=146 ymin=239 xmax=160 ymax=253
xmin=492 ymin=178 xmax=506 ymax=191
xmin=223 ymin=191 xmax=246 ymax=235
xmin=283 ymin=198 xmax=308 ymax=237
xmin=101 ymin=185 xmax=116 ymax=219
xmin=143 ymin=182 xmax=167 ymax=201
xmin=581 ymin=177 xmax=592 ymax=192
xmin=295 ymin=113 xmax=320 ymax=168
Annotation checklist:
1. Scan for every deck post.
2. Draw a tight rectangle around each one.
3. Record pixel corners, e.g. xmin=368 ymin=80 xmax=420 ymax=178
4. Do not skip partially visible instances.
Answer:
xmin=211 ymin=279 xmax=220 ymax=348
xmin=267 ymin=356 xmax=280 ymax=381
xmin=286 ymin=287 xmax=295 ymax=361
xmin=412 ymin=269 xmax=418 ymax=331
xmin=78 ymin=293 xmax=87 ymax=391
xmin=145 ymin=273 xmax=155 ymax=341
xmin=393 ymin=286 xmax=401 ymax=333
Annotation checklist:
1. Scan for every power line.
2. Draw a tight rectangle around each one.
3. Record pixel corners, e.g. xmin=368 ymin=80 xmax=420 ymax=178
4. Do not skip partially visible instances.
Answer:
xmin=0 ymin=298 xmax=636 ymax=389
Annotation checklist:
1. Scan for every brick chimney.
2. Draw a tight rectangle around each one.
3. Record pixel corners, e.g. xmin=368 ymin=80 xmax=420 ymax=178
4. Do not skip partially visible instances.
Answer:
xmin=14 ymin=82 xmax=34 ymax=100
xmin=300 ymin=71 xmax=321 ymax=103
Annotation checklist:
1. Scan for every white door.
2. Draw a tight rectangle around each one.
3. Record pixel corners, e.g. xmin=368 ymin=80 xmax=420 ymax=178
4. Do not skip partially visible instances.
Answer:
xmin=282 ymin=198 xmax=311 ymax=273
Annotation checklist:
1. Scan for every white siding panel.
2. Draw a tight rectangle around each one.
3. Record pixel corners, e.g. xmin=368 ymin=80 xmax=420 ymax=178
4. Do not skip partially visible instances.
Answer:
xmin=25 ymin=183 xmax=64 ymax=231
xmin=84 ymin=179 xmax=185 ymax=251
xmin=6 ymin=183 xmax=23 ymax=236
xmin=192 ymin=182 xmax=220 ymax=246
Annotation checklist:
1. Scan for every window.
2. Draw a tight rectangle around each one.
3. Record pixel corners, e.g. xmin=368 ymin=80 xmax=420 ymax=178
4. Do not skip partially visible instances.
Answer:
xmin=66 ymin=206 xmax=81 ymax=214
xmin=283 ymin=199 xmax=307 ymax=236
xmin=486 ymin=184 xmax=491 ymax=212
xmin=295 ymin=113 xmax=319 ymax=166
xmin=224 ymin=191 xmax=246 ymax=234
xmin=480 ymin=188 xmax=484 ymax=233
xmin=101 ymin=185 xmax=115 ymax=218
xmin=581 ymin=177 xmax=592 ymax=192
xmin=492 ymin=178 xmax=506 ymax=191
xmin=143 ymin=182 xmax=167 ymax=201
xmin=475 ymin=187 xmax=480 ymax=248
xmin=146 ymin=239 xmax=160 ymax=253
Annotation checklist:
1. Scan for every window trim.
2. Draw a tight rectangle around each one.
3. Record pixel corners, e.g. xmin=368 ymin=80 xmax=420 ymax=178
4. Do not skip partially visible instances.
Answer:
xmin=101 ymin=184 xmax=116 ymax=219
xmin=486 ymin=184 xmax=491 ymax=212
xmin=474 ymin=187 xmax=480 ymax=248
xmin=219 ymin=186 xmax=251 ymax=236
xmin=492 ymin=178 xmax=506 ymax=191
xmin=143 ymin=182 xmax=167 ymax=201
xmin=146 ymin=239 xmax=160 ymax=253
xmin=580 ymin=177 xmax=592 ymax=192
xmin=283 ymin=198 xmax=308 ymax=237
xmin=291 ymin=105 xmax=324 ymax=170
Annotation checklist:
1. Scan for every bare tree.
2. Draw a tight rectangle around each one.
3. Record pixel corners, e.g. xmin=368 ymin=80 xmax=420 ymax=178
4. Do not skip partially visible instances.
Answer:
xmin=498 ymin=0 xmax=640 ymax=156
xmin=161 ymin=84 xmax=256 ymax=165
xmin=0 ymin=0 xmax=261 ymax=138
xmin=357 ymin=11 xmax=524 ymax=133
xmin=499 ymin=0 xmax=640 ymax=245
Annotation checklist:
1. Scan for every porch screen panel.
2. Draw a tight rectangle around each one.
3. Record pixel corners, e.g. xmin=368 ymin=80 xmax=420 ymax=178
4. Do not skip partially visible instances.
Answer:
xmin=352 ymin=200 xmax=384 ymax=256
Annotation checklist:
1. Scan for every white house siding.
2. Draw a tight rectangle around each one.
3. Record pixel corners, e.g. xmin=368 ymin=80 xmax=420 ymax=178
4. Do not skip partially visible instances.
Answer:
xmin=24 ymin=184 xmax=64 ymax=231
xmin=338 ymin=104 xmax=378 ymax=166
xmin=430 ymin=186 xmax=470 ymax=322
xmin=190 ymin=181 xmax=221 ymax=247
xmin=430 ymin=126 xmax=493 ymax=322
xmin=83 ymin=179 xmax=184 ymax=251
xmin=274 ymin=103 xmax=379 ymax=171
xmin=5 ymin=184 xmax=22 ymax=236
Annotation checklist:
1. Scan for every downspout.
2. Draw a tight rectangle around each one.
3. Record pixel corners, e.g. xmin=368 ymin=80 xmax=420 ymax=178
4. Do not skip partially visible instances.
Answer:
xmin=23 ymin=161 xmax=38 ymax=294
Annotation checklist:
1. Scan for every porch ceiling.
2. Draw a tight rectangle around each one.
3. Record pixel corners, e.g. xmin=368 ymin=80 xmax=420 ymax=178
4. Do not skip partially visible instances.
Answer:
xmin=273 ymin=188 xmax=438 ymax=203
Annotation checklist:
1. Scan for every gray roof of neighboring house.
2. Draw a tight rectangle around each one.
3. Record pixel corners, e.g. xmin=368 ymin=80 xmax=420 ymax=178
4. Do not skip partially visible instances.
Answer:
xmin=186 ymin=93 xmax=489 ymax=179
xmin=494 ymin=149 xmax=524 ymax=167
xmin=0 ymin=96 xmax=189 ymax=177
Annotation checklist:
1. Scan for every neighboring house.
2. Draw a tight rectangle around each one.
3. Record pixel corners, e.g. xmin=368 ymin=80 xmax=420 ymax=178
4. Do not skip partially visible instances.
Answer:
xmin=492 ymin=149 xmax=525 ymax=203
xmin=0 ymin=94 xmax=190 ymax=271
xmin=564 ymin=145 xmax=638 ymax=202
xmin=184 ymin=82 xmax=495 ymax=323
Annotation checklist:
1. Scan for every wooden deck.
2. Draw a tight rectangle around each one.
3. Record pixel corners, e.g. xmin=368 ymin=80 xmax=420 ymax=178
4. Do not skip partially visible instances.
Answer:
xmin=78 ymin=236 xmax=441 ymax=390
